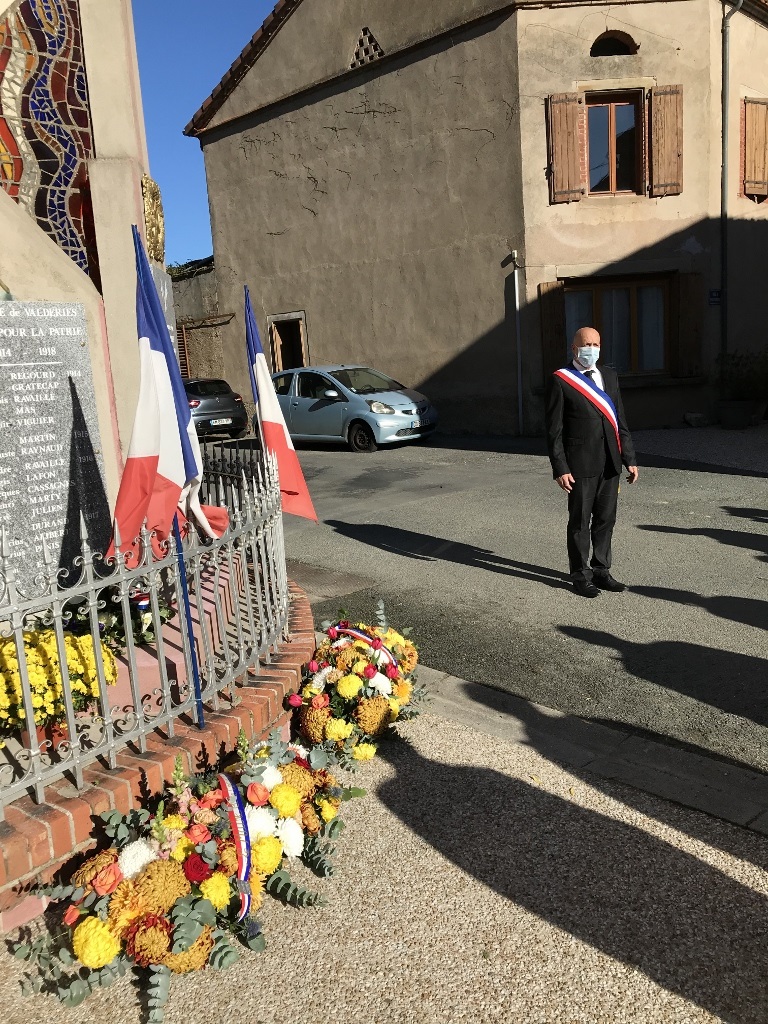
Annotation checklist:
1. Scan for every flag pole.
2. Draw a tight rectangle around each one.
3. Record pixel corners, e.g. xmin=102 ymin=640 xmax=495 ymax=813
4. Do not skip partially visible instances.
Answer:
xmin=172 ymin=514 xmax=205 ymax=727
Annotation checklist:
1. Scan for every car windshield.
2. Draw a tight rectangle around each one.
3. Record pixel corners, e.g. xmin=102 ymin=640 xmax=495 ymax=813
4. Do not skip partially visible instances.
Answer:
xmin=329 ymin=367 xmax=404 ymax=394
xmin=186 ymin=380 xmax=231 ymax=397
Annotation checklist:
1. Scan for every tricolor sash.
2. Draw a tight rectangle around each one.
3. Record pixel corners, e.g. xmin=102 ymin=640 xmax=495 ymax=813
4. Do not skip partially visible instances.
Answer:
xmin=554 ymin=366 xmax=622 ymax=453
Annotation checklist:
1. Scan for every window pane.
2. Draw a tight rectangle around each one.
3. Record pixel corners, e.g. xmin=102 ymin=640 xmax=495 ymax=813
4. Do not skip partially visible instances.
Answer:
xmin=614 ymin=103 xmax=637 ymax=192
xmin=637 ymin=286 xmax=665 ymax=370
xmin=601 ymin=288 xmax=631 ymax=371
xmin=588 ymin=106 xmax=610 ymax=192
xmin=564 ymin=292 xmax=595 ymax=361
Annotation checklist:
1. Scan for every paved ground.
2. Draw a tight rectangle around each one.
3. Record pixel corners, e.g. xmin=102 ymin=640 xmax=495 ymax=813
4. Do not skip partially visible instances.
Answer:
xmin=281 ymin=425 xmax=768 ymax=772
xmin=3 ymin=714 xmax=768 ymax=1024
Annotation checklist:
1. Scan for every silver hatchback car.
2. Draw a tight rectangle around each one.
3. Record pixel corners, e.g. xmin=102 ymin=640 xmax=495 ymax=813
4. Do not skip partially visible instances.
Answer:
xmin=271 ymin=365 xmax=438 ymax=452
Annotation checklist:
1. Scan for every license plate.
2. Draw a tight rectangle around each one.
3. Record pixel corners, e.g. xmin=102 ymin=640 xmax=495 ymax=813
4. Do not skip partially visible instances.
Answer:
xmin=411 ymin=418 xmax=431 ymax=429
xmin=210 ymin=418 xmax=232 ymax=426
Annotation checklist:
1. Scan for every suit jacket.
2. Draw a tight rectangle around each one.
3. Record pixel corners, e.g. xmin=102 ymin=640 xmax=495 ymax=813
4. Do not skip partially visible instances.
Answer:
xmin=545 ymin=365 xmax=636 ymax=479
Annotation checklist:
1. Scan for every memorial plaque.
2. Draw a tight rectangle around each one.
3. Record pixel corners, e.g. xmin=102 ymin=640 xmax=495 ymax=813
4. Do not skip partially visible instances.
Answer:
xmin=0 ymin=301 xmax=110 ymax=593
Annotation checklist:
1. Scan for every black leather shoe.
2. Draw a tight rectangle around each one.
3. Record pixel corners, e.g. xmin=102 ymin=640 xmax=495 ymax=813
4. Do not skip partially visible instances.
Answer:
xmin=593 ymin=574 xmax=626 ymax=593
xmin=573 ymin=580 xmax=601 ymax=598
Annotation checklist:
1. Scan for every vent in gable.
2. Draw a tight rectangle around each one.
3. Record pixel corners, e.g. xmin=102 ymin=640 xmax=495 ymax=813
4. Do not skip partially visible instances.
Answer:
xmin=351 ymin=27 xmax=384 ymax=69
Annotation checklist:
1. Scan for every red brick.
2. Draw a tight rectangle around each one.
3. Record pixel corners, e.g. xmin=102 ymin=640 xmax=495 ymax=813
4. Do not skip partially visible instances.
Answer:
xmin=0 ymin=822 xmax=26 ymax=885
xmin=115 ymin=753 xmax=163 ymax=800
xmin=0 ymin=893 xmax=48 ymax=932
xmin=4 ymin=805 xmax=51 ymax=868
xmin=83 ymin=770 xmax=133 ymax=816
xmin=14 ymin=797 xmax=73 ymax=862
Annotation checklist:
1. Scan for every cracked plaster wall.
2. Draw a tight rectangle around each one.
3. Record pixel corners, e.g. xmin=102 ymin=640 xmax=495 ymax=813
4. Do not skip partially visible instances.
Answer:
xmin=202 ymin=10 xmax=525 ymax=434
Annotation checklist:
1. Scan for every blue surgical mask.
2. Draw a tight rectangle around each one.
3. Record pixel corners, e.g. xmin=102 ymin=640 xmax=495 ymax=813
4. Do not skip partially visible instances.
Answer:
xmin=577 ymin=347 xmax=600 ymax=369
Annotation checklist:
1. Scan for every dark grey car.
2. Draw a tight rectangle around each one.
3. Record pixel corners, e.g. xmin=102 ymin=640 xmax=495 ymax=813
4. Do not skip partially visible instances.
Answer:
xmin=184 ymin=378 xmax=248 ymax=439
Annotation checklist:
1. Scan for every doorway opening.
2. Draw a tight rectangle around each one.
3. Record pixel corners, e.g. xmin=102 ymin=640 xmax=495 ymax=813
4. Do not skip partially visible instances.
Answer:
xmin=268 ymin=312 xmax=309 ymax=371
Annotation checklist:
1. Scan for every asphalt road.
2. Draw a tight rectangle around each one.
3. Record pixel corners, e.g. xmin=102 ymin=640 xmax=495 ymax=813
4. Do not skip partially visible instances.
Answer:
xmin=280 ymin=431 xmax=768 ymax=772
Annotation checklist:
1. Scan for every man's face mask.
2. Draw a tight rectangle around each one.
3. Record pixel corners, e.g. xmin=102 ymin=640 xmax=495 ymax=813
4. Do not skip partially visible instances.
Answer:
xmin=577 ymin=346 xmax=600 ymax=369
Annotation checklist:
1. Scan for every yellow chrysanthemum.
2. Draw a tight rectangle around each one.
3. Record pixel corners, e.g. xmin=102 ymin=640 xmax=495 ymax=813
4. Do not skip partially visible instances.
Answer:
xmin=324 ymin=718 xmax=354 ymax=742
xmin=170 ymin=837 xmax=195 ymax=862
xmin=248 ymin=873 xmax=266 ymax=912
xmin=351 ymin=742 xmax=377 ymax=761
xmin=279 ymin=762 xmax=316 ymax=799
xmin=134 ymin=860 xmax=191 ymax=915
xmin=337 ymin=674 xmax=363 ymax=699
xmin=316 ymin=798 xmax=339 ymax=823
xmin=107 ymin=879 xmax=144 ymax=939
xmin=72 ymin=916 xmax=121 ymax=969
xmin=162 ymin=814 xmax=187 ymax=831
xmin=217 ymin=841 xmax=239 ymax=877
xmin=164 ymin=926 xmax=214 ymax=973
xmin=199 ymin=872 xmax=232 ymax=911
xmin=387 ymin=698 xmax=400 ymax=720
xmin=250 ymin=835 xmax=283 ymax=875
xmin=352 ymin=659 xmax=368 ymax=675
xmin=393 ymin=680 xmax=413 ymax=705
xmin=268 ymin=783 xmax=302 ymax=819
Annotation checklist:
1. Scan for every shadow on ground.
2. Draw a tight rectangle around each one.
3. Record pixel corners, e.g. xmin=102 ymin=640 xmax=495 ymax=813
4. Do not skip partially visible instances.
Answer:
xmin=377 ymin=735 xmax=768 ymax=1023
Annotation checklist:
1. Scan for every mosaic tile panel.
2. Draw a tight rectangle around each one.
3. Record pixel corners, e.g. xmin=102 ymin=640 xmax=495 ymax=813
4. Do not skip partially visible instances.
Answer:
xmin=0 ymin=0 xmax=99 ymax=282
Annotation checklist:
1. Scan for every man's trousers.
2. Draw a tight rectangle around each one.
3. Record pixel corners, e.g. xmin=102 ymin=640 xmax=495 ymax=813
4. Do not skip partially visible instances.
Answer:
xmin=567 ymin=465 xmax=620 ymax=582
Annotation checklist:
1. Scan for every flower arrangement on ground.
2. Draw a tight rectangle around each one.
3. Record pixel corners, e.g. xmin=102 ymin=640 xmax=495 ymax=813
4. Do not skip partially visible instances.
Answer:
xmin=288 ymin=602 xmax=426 ymax=765
xmin=0 ymin=630 xmax=117 ymax=735
xmin=13 ymin=729 xmax=365 ymax=1021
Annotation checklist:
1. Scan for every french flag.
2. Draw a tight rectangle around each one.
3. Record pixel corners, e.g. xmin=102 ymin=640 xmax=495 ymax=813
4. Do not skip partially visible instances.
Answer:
xmin=109 ymin=227 xmax=228 ymax=566
xmin=245 ymin=286 xmax=317 ymax=521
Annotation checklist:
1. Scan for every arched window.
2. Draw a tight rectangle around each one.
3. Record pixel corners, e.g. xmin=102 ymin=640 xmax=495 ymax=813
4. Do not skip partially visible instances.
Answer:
xmin=590 ymin=31 xmax=639 ymax=57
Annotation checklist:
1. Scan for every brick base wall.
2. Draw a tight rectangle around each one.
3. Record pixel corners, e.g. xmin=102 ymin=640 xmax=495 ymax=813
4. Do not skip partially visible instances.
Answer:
xmin=0 ymin=582 xmax=315 ymax=933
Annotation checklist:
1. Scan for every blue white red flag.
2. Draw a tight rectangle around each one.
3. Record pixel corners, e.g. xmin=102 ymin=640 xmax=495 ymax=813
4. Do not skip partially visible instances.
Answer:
xmin=245 ymin=286 xmax=317 ymax=521
xmin=109 ymin=228 xmax=228 ymax=565
xmin=553 ymin=366 xmax=622 ymax=453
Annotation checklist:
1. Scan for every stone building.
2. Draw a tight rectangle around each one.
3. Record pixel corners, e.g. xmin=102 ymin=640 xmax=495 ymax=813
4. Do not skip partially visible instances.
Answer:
xmin=185 ymin=0 xmax=768 ymax=434
xmin=0 ymin=0 xmax=166 ymax=496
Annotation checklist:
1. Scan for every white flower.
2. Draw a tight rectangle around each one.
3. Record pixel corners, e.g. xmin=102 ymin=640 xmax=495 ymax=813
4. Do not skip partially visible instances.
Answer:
xmin=332 ymin=638 xmax=349 ymax=648
xmin=118 ymin=838 xmax=158 ymax=879
xmin=374 ymin=650 xmax=390 ymax=668
xmin=275 ymin=817 xmax=305 ymax=859
xmin=311 ymin=666 xmax=334 ymax=689
xmin=252 ymin=741 xmax=270 ymax=756
xmin=369 ymin=671 xmax=392 ymax=697
xmin=260 ymin=765 xmax=283 ymax=791
xmin=245 ymin=805 xmax=278 ymax=840
xmin=288 ymin=743 xmax=309 ymax=760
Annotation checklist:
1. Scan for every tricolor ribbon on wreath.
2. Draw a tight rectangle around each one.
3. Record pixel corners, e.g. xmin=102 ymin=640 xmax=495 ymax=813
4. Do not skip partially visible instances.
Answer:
xmin=218 ymin=773 xmax=252 ymax=921
xmin=553 ymin=366 xmax=622 ymax=454
xmin=337 ymin=626 xmax=397 ymax=667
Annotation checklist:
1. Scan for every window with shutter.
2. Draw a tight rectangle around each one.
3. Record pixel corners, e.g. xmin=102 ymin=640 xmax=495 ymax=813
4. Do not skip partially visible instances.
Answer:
xmin=650 ymin=85 xmax=683 ymax=196
xmin=744 ymin=98 xmax=768 ymax=197
xmin=547 ymin=93 xmax=584 ymax=203
xmin=539 ymin=281 xmax=567 ymax=378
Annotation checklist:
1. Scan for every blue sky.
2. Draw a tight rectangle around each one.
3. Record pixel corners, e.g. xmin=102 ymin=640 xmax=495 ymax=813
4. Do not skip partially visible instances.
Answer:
xmin=133 ymin=0 xmax=276 ymax=265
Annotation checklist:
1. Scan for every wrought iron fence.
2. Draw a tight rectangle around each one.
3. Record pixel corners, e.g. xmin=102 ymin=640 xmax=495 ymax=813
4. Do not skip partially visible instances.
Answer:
xmin=0 ymin=448 xmax=289 ymax=818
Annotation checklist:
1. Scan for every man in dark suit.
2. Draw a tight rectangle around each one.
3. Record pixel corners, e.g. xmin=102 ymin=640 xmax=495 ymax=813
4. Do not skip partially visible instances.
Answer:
xmin=545 ymin=327 xmax=639 ymax=598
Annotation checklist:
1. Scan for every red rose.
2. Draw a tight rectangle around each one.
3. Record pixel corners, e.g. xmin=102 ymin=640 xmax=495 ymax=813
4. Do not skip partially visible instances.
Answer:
xmin=91 ymin=861 xmax=123 ymax=896
xmin=363 ymin=664 xmax=377 ymax=679
xmin=198 ymin=788 xmax=225 ymax=810
xmin=311 ymin=692 xmax=330 ymax=709
xmin=185 ymin=822 xmax=211 ymax=846
xmin=293 ymin=755 xmax=311 ymax=770
xmin=183 ymin=852 xmax=213 ymax=884
xmin=308 ymin=659 xmax=319 ymax=673
xmin=287 ymin=693 xmax=303 ymax=708
xmin=385 ymin=664 xmax=399 ymax=680
xmin=338 ymin=620 xmax=350 ymax=629
xmin=327 ymin=627 xmax=339 ymax=639
xmin=246 ymin=782 xmax=270 ymax=807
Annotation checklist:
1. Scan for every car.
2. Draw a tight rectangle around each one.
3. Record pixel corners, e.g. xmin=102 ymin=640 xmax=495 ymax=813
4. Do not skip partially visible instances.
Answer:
xmin=184 ymin=378 xmax=249 ymax=439
xmin=270 ymin=365 xmax=438 ymax=452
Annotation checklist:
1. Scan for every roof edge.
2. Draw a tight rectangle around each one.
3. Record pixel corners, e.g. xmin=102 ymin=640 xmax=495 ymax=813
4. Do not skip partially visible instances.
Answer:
xmin=184 ymin=0 xmax=304 ymax=138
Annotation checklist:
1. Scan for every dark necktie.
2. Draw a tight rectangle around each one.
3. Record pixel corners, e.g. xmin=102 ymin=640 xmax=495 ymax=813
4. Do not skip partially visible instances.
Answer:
xmin=585 ymin=370 xmax=594 ymax=379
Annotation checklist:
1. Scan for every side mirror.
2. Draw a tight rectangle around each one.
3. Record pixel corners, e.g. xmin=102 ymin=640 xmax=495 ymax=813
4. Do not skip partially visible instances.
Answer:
xmin=323 ymin=389 xmax=340 ymax=400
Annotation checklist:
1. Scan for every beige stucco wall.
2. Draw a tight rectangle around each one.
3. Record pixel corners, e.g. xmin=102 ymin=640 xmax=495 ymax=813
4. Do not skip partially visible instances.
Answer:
xmin=201 ymin=7 xmax=525 ymax=433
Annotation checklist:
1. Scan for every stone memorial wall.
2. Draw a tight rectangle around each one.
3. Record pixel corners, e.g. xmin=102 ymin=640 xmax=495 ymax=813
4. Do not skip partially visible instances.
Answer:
xmin=0 ymin=301 xmax=110 ymax=595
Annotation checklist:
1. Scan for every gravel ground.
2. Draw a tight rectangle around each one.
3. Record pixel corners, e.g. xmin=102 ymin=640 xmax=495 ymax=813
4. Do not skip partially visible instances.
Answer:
xmin=3 ymin=714 xmax=768 ymax=1024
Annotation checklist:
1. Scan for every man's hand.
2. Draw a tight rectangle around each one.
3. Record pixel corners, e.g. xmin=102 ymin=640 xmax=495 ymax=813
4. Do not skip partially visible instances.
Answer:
xmin=556 ymin=473 xmax=575 ymax=492
xmin=626 ymin=466 xmax=639 ymax=484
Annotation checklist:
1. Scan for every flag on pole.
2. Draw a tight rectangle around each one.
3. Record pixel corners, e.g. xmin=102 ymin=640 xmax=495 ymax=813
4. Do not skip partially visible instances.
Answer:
xmin=109 ymin=227 xmax=228 ymax=565
xmin=245 ymin=286 xmax=317 ymax=521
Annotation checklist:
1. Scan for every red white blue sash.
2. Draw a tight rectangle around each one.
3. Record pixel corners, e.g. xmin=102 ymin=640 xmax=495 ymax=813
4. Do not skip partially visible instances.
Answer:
xmin=553 ymin=367 xmax=622 ymax=453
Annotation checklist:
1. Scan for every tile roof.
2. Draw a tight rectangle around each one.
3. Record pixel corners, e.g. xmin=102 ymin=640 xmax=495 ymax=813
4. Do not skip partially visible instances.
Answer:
xmin=183 ymin=0 xmax=305 ymax=137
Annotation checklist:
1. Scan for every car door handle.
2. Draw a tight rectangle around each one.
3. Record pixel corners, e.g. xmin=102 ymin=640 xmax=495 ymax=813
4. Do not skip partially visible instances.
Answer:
xmin=291 ymin=401 xmax=299 ymax=406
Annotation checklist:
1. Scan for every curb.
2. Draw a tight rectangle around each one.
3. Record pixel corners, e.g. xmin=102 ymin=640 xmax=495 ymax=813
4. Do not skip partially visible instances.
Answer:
xmin=419 ymin=665 xmax=768 ymax=836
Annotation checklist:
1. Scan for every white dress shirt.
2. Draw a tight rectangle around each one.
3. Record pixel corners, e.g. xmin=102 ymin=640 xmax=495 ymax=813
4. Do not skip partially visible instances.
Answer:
xmin=572 ymin=359 xmax=604 ymax=392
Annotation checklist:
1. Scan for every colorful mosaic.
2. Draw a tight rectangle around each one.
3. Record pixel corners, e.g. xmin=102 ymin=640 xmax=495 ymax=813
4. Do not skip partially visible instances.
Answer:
xmin=0 ymin=0 xmax=98 ymax=280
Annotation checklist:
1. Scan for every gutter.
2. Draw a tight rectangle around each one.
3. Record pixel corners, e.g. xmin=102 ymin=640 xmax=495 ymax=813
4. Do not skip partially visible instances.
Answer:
xmin=720 ymin=0 xmax=744 ymax=389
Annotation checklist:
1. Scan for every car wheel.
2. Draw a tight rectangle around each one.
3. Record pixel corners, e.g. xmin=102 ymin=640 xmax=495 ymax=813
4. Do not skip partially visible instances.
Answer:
xmin=348 ymin=421 xmax=378 ymax=453
xmin=229 ymin=429 xmax=248 ymax=440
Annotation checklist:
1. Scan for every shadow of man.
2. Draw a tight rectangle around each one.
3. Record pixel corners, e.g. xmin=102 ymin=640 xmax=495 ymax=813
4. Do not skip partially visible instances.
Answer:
xmin=376 ymin=738 xmax=768 ymax=1022
xmin=638 ymin=523 xmax=768 ymax=562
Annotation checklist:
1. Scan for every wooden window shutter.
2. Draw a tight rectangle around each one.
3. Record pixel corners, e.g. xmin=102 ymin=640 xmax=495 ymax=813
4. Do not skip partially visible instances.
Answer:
xmin=650 ymin=85 xmax=683 ymax=196
xmin=539 ymin=281 xmax=567 ymax=379
xmin=744 ymin=98 xmax=768 ymax=196
xmin=176 ymin=324 xmax=190 ymax=379
xmin=548 ymin=93 xmax=584 ymax=203
xmin=669 ymin=273 xmax=702 ymax=377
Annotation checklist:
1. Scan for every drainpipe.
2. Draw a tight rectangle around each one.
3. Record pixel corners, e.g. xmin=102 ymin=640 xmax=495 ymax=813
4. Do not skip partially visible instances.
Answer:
xmin=511 ymin=250 xmax=524 ymax=434
xmin=720 ymin=0 xmax=744 ymax=390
